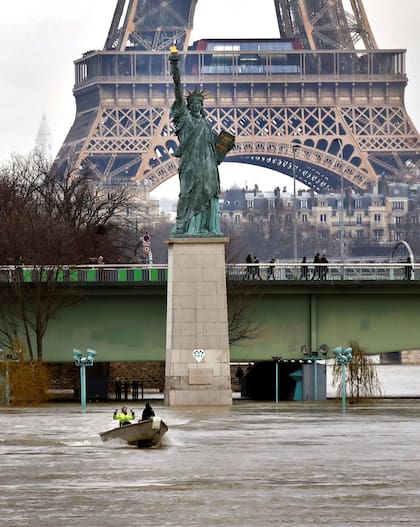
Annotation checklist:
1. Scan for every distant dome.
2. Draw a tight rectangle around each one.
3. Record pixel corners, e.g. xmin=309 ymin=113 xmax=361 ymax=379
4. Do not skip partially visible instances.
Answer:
xmin=35 ymin=113 xmax=54 ymax=159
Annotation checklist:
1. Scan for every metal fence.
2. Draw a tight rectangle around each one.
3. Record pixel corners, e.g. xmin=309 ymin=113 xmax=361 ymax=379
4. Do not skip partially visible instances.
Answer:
xmin=0 ymin=262 xmax=417 ymax=284
xmin=226 ymin=262 xmax=417 ymax=282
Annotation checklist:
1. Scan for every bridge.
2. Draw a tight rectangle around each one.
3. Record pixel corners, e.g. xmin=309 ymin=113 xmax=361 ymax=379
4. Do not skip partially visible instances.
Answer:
xmin=2 ymin=263 xmax=419 ymax=363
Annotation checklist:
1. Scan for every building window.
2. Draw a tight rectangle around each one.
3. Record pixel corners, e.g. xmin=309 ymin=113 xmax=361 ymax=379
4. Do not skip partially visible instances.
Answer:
xmin=356 ymin=230 xmax=364 ymax=238
xmin=392 ymin=201 xmax=404 ymax=210
xmin=354 ymin=199 xmax=362 ymax=208
xmin=248 ymin=215 xmax=254 ymax=224
xmin=235 ymin=215 xmax=241 ymax=224
xmin=374 ymin=213 xmax=381 ymax=222
xmin=393 ymin=232 xmax=403 ymax=241
xmin=356 ymin=214 xmax=362 ymax=224
xmin=373 ymin=229 xmax=383 ymax=239
xmin=320 ymin=214 xmax=327 ymax=222
xmin=301 ymin=214 xmax=308 ymax=223
xmin=411 ymin=216 xmax=418 ymax=224
xmin=320 ymin=230 xmax=329 ymax=239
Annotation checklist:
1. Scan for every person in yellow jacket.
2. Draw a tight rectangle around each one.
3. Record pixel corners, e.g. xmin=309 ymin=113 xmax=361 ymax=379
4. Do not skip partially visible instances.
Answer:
xmin=113 ymin=406 xmax=135 ymax=426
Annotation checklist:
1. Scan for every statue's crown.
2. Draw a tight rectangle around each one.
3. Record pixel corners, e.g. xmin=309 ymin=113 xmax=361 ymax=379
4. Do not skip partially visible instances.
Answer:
xmin=186 ymin=89 xmax=206 ymax=105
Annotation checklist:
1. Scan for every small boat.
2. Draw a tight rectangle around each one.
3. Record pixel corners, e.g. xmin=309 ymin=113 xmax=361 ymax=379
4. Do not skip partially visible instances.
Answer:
xmin=100 ymin=416 xmax=168 ymax=448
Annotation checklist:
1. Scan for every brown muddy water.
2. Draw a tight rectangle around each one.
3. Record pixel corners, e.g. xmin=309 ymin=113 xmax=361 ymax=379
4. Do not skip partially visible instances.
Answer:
xmin=0 ymin=400 xmax=419 ymax=526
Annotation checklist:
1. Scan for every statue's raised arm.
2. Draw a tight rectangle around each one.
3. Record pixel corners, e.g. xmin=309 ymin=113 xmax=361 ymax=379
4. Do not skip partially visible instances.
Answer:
xmin=169 ymin=46 xmax=183 ymax=107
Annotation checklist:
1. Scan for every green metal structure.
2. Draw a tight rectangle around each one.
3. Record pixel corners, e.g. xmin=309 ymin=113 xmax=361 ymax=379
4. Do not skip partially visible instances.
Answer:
xmin=39 ymin=281 xmax=420 ymax=362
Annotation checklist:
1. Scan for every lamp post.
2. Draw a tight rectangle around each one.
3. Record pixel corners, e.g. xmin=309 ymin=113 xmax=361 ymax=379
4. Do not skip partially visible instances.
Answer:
xmin=73 ymin=348 xmax=96 ymax=411
xmin=292 ymin=144 xmax=299 ymax=264
xmin=301 ymin=345 xmax=329 ymax=400
xmin=0 ymin=347 xmax=22 ymax=405
xmin=272 ymin=356 xmax=282 ymax=403
xmin=333 ymin=346 xmax=352 ymax=413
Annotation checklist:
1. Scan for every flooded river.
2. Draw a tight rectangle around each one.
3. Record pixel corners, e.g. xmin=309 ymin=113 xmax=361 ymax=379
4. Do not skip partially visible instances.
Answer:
xmin=0 ymin=400 xmax=419 ymax=526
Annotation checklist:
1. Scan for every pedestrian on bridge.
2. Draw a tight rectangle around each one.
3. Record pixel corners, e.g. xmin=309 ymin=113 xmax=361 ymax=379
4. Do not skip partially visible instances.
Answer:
xmin=320 ymin=254 xmax=329 ymax=280
xmin=404 ymin=257 xmax=413 ymax=280
xmin=253 ymin=256 xmax=261 ymax=279
xmin=300 ymin=256 xmax=308 ymax=280
xmin=312 ymin=253 xmax=321 ymax=280
xmin=268 ymin=258 xmax=276 ymax=279
xmin=244 ymin=254 xmax=253 ymax=280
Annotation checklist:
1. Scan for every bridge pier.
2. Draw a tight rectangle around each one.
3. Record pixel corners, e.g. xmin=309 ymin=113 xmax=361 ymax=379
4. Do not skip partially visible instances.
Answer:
xmin=164 ymin=237 xmax=232 ymax=405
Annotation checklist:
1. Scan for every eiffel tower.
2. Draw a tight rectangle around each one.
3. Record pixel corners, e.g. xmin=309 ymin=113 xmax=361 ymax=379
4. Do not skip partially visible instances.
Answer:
xmin=55 ymin=0 xmax=420 ymax=193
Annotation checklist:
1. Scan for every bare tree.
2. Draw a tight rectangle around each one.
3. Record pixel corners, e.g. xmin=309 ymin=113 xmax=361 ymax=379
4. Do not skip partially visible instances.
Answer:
xmin=332 ymin=340 xmax=382 ymax=402
xmin=227 ymin=281 xmax=261 ymax=345
xmin=0 ymin=152 xmax=133 ymax=362
xmin=0 ymin=267 xmax=83 ymax=362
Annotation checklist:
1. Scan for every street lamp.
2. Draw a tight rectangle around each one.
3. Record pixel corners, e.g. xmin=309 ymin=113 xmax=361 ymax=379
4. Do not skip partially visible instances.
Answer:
xmin=333 ymin=346 xmax=352 ymax=413
xmin=73 ymin=348 xmax=96 ymax=411
xmin=272 ymin=356 xmax=282 ymax=403
xmin=301 ymin=344 xmax=329 ymax=400
xmin=292 ymin=144 xmax=300 ymax=264
xmin=0 ymin=347 xmax=22 ymax=405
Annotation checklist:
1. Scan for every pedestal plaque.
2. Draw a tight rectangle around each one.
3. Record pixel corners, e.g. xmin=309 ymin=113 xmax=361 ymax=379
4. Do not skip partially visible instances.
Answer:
xmin=164 ymin=237 xmax=232 ymax=405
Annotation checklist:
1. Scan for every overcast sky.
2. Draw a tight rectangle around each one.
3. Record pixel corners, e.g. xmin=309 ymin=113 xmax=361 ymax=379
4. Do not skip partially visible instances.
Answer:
xmin=0 ymin=0 xmax=418 ymax=194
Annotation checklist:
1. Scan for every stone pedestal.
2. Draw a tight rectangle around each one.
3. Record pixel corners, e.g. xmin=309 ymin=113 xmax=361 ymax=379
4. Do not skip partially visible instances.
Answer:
xmin=164 ymin=237 xmax=232 ymax=405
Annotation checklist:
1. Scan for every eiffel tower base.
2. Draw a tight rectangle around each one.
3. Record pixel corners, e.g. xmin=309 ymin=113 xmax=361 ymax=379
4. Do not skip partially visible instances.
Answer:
xmin=164 ymin=237 xmax=232 ymax=406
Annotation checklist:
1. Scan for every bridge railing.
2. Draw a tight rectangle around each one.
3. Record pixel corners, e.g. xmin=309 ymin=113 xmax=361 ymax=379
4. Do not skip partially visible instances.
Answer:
xmin=226 ymin=262 xmax=416 ymax=281
xmin=0 ymin=265 xmax=168 ymax=284
xmin=0 ymin=262 xmax=417 ymax=283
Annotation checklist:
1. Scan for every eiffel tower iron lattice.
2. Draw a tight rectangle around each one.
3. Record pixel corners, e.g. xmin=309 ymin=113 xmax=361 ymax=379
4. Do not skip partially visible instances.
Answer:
xmin=55 ymin=0 xmax=420 ymax=193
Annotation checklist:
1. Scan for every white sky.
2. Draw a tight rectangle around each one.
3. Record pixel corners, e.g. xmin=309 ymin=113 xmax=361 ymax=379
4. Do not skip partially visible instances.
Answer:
xmin=0 ymin=0 xmax=419 ymax=197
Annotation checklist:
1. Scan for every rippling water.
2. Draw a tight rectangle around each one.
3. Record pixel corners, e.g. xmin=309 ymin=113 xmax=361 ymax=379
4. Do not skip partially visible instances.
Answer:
xmin=0 ymin=400 xmax=419 ymax=526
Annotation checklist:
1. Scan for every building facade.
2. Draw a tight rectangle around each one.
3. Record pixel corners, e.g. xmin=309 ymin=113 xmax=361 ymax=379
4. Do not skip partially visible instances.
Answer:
xmin=220 ymin=181 xmax=420 ymax=256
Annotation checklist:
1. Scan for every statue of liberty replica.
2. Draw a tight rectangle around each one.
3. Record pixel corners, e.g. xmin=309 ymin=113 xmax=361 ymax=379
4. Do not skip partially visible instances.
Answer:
xmin=169 ymin=46 xmax=235 ymax=236
xmin=165 ymin=47 xmax=234 ymax=406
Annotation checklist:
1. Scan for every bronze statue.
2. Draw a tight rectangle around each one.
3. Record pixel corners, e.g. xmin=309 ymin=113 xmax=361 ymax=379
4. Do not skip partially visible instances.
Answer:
xmin=169 ymin=46 xmax=234 ymax=236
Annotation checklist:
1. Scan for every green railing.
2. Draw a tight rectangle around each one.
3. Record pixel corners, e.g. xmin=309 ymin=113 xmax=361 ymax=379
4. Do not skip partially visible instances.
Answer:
xmin=0 ymin=265 xmax=168 ymax=284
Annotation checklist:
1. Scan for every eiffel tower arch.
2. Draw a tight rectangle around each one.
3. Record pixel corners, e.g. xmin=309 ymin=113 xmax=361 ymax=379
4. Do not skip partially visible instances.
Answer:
xmin=55 ymin=0 xmax=420 ymax=193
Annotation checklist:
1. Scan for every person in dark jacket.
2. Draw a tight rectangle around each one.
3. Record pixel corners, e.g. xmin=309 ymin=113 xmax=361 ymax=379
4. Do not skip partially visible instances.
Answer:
xmin=141 ymin=403 xmax=155 ymax=421
xmin=312 ymin=253 xmax=321 ymax=280
xmin=320 ymin=253 xmax=329 ymax=280
xmin=300 ymin=256 xmax=308 ymax=280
